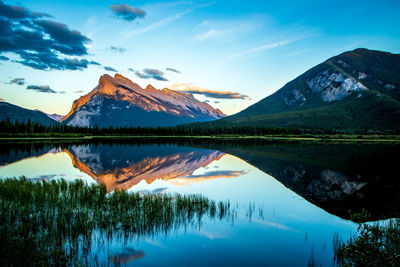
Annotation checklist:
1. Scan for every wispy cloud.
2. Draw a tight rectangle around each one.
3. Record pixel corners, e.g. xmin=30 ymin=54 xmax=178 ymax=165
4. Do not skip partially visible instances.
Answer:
xmin=125 ymin=10 xmax=190 ymax=38
xmin=169 ymin=83 xmax=249 ymax=100
xmin=124 ymin=2 xmax=214 ymax=38
xmin=104 ymin=66 xmax=118 ymax=72
xmin=194 ymin=15 xmax=265 ymax=42
xmin=26 ymin=85 xmax=57 ymax=93
xmin=283 ymin=49 xmax=310 ymax=57
xmin=6 ymin=78 xmax=25 ymax=86
xmin=229 ymin=33 xmax=314 ymax=60
xmin=109 ymin=4 xmax=146 ymax=22
xmin=108 ymin=46 xmax=126 ymax=53
xmin=166 ymin=67 xmax=181 ymax=73
xmin=196 ymin=28 xmax=226 ymax=41
xmin=135 ymin=68 xmax=168 ymax=81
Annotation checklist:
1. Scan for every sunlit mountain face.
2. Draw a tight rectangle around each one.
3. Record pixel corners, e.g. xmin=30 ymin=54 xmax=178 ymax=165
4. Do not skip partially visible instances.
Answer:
xmin=60 ymin=74 xmax=225 ymax=127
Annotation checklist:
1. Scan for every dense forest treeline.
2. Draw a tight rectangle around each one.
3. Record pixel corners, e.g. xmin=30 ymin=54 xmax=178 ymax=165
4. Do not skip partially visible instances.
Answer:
xmin=0 ymin=118 xmax=399 ymax=136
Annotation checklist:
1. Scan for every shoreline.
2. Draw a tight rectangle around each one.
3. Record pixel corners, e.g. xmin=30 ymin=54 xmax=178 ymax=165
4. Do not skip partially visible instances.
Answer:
xmin=1 ymin=134 xmax=400 ymax=142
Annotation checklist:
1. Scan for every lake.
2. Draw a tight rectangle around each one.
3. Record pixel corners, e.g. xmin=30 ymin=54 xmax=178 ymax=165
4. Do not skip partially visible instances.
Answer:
xmin=0 ymin=139 xmax=398 ymax=266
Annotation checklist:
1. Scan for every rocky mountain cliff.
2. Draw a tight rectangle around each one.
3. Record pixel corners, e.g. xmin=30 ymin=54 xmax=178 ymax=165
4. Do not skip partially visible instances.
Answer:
xmin=61 ymin=74 xmax=225 ymax=127
xmin=206 ymin=48 xmax=400 ymax=131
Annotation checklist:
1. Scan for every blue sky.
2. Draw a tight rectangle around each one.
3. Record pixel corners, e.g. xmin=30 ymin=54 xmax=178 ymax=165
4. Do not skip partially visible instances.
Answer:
xmin=0 ymin=0 xmax=399 ymax=115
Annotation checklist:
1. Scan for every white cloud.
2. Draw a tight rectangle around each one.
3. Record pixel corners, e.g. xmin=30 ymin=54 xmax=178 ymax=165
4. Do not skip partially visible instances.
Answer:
xmin=125 ymin=2 xmax=215 ymax=38
xmin=284 ymin=49 xmax=310 ymax=57
xmin=169 ymin=83 xmax=249 ymax=99
xmin=195 ymin=28 xmax=226 ymax=41
xmin=194 ymin=15 xmax=266 ymax=42
xmin=125 ymin=10 xmax=190 ymax=38
xmin=229 ymin=33 xmax=315 ymax=60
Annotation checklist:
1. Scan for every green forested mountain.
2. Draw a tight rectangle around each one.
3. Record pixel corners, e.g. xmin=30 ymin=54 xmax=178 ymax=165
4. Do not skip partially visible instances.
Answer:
xmin=204 ymin=48 xmax=400 ymax=131
xmin=0 ymin=101 xmax=56 ymax=125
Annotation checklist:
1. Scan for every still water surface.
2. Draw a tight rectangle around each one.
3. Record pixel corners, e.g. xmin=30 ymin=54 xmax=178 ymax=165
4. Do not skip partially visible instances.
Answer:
xmin=1 ymin=140 xmax=398 ymax=266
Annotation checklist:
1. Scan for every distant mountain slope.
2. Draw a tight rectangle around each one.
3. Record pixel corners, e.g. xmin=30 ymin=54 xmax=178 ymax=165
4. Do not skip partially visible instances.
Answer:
xmin=0 ymin=101 xmax=56 ymax=125
xmin=61 ymin=74 xmax=225 ymax=127
xmin=35 ymin=110 xmax=64 ymax=122
xmin=208 ymin=48 xmax=400 ymax=131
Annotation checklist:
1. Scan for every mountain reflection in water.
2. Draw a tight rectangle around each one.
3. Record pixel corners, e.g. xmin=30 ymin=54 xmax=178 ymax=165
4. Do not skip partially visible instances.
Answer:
xmin=0 ymin=140 xmax=399 ymax=221
xmin=64 ymin=144 xmax=230 ymax=192
xmin=192 ymin=140 xmax=400 ymax=221
xmin=109 ymin=248 xmax=145 ymax=264
xmin=0 ymin=140 xmax=399 ymax=266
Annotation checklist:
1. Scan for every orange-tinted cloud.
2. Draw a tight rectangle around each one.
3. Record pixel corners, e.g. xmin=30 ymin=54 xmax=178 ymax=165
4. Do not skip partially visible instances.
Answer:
xmin=169 ymin=83 xmax=249 ymax=100
xmin=168 ymin=170 xmax=247 ymax=186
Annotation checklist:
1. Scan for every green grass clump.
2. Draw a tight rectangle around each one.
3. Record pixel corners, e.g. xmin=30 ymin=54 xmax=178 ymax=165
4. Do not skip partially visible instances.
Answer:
xmin=334 ymin=219 xmax=400 ymax=266
xmin=0 ymin=178 xmax=231 ymax=266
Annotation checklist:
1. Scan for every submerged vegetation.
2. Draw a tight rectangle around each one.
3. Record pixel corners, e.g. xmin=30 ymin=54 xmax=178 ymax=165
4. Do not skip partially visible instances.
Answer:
xmin=334 ymin=219 xmax=400 ymax=266
xmin=0 ymin=178 xmax=231 ymax=266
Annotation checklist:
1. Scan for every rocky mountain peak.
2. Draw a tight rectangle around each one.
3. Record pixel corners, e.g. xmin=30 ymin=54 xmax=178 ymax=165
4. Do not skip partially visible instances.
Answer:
xmin=114 ymin=73 xmax=134 ymax=84
xmin=145 ymin=84 xmax=157 ymax=92
xmin=61 ymin=73 xmax=226 ymax=127
xmin=97 ymin=74 xmax=116 ymax=95
xmin=97 ymin=74 xmax=142 ymax=96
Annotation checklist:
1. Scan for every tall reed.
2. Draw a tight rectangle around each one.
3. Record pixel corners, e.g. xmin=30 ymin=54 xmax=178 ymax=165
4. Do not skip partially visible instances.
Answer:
xmin=0 ymin=178 xmax=231 ymax=266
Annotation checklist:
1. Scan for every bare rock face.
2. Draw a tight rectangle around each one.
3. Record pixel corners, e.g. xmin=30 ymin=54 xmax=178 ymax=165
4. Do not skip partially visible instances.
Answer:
xmin=61 ymin=74 xmax=225 ymax=127
xmin=306 ymin=70 xmax=367 ymax=102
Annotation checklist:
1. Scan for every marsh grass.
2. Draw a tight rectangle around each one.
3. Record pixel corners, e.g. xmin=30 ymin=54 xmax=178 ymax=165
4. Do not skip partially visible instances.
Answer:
xmin=0 ymin=178 xmax=231 ymax=266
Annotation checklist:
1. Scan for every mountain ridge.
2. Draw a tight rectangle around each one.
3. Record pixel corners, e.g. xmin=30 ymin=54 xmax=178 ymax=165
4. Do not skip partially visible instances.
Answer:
xmin=0 ymin=101 xmax=56 ymax=125
xmin=61 ymin=74 xmax=225 ymax=127
xmin=202 ymin=48 xmax=400 ymax=131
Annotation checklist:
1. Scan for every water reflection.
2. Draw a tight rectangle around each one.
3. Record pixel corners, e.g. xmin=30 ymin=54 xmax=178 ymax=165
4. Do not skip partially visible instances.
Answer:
xmin=195 ymin=140 xmax=400 ymax=221
xmin=168 ymin=170 xmax=247 ymax=186
xmin=0 ymin=140 xmax=398 ymax=221
xmin=3 ymin=140 xmax=397 ymax=265
xmin=109 ymin=248 xmax=145 ymax=264
xmin=64 ymin=144 xmax=230 ymax=191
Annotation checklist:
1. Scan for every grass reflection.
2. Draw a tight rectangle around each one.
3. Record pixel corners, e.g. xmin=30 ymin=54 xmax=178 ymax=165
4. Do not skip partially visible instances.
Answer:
xmin=0 ymin=178 xmax=231 ymax=266
xmin=334 ymin=219 xmax=400 ymax=266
